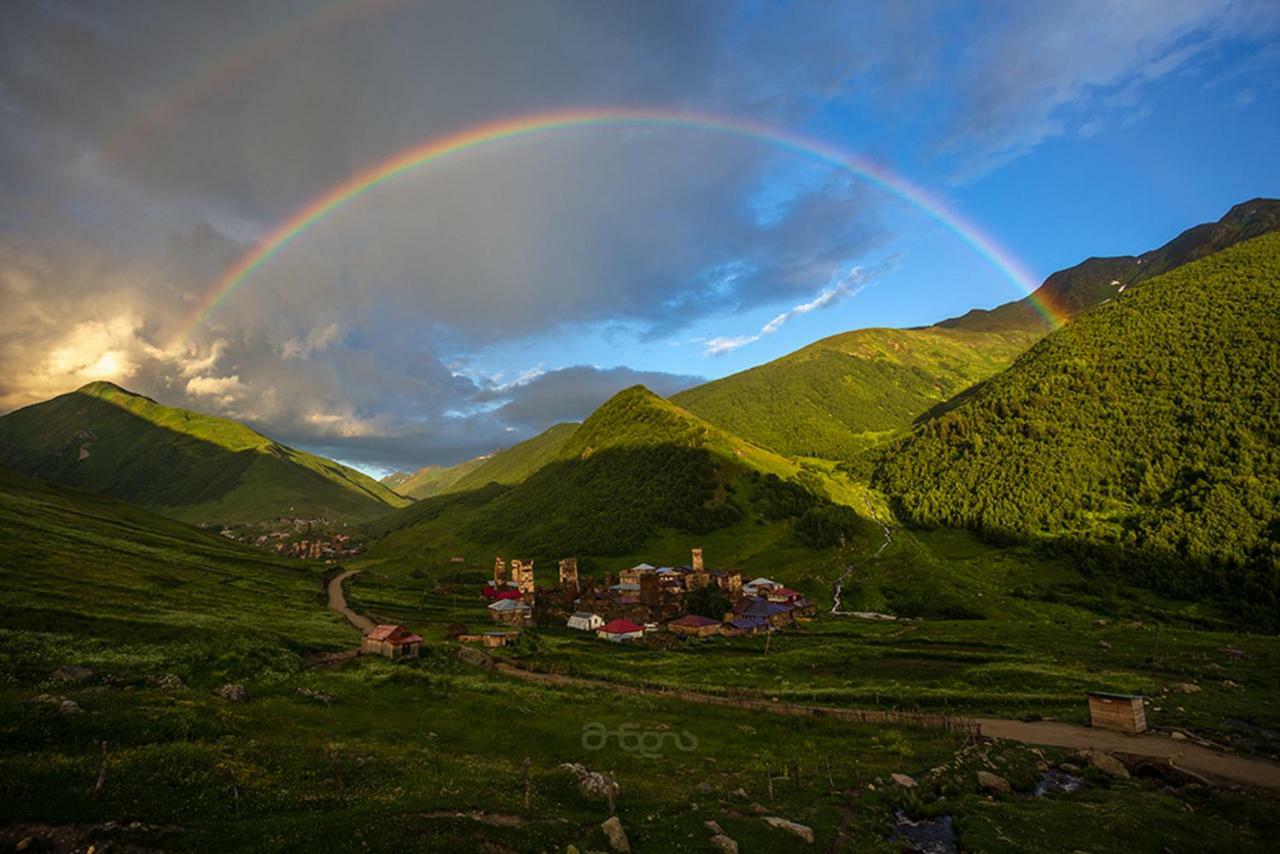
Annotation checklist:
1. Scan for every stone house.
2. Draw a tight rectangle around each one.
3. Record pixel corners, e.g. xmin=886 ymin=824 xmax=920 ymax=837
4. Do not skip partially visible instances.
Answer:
xmin=361 ymin=624 xmax=423 ymax=659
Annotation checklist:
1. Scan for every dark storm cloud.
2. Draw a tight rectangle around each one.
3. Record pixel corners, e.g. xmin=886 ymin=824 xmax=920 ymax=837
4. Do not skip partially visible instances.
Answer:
xmin=4 ymin=0 xmax=1275 ymax=471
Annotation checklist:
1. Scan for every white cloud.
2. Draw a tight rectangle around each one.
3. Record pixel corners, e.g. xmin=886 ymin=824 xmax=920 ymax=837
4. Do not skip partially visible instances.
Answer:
xmin=703 ymin=258 xmax=896 ymax=356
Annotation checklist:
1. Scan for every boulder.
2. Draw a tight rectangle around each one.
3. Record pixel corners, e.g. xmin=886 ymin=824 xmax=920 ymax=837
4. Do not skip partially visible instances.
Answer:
xmin=704 ymin=820 xmax=724 ymax=835
xmin=696 ymin=781 xmax=717 ymax=796
xmin=152 ymin=673 xmax=185 ymax=689
xmin=456 ymin=646 xmax=494 ymax=669
xmin=762 ymin=816 xmax=814 ymax=844
xmin=51 ymin=665 xmax=95 ymax=684
xmin=560 ymin=763 xmax=620 ymax=803
xmin=976 ymin=771 xmax=1011 ymax=795
xmin=213 ymin=683 xmax=248 ymax=702
xmin=1170 ymin=682 xmax=1201 ymax=694
xmin=296 ymin=687 xmax=336 ymax=704
xmin=709 ymin=834 xmax=739 ymax=853
xmin=730 ymin=787 xmax=750 ymax=802
xmin=1088 ymin=752 xmax=1130 ymax=779
xmin=600 ymin=815 xmax=630 ymax=853
xmin=891 ymin=773 xmax=917 ymax=789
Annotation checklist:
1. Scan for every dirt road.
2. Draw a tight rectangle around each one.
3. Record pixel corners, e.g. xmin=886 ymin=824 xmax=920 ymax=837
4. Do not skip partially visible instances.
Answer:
xmin=322 ymin=576 xmax=1280 ymax=790
xmin=327 ymin=569 xmax=374 ymax=633
xmin=491 ymin=663 xmax=1280 ymax=790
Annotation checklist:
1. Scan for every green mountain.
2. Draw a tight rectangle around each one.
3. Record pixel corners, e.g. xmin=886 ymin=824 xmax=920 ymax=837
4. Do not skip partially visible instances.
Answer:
xmin=0 ymin=382 xmax=409 ymax=523
xmin=448 ymin=421 xmax=579 ymax=491
xmin=379 ymin=470 xmax=414 ymax=490
xmin=874 ymin=233 xmax=1280 ymax=621
xmin=674 ymin=200 xmax=1280 ymax=462
xmin=370 ymin=385 xmax=874 ymax=562
xmin=940 ymin=197 xmax=1280 ymax=333
xmin=674 ymin=326 xmax=1038 ymax=459
xmin=393 ymin=455 xmax=491 ymax=499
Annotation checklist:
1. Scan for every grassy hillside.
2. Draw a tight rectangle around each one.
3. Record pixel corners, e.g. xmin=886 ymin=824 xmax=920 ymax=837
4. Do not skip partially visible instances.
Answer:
xmin=674 ymin=327 xmax=1037 ymax=459
xmin=394 ymin=455 xmax=490 ymax=499
xmin=0 ymin=465 xmax=350 ymax=680
xmin=379 ymin=470 xmax=413 ymax=490
xmin=369 ymin=386 xmax=877 ymax=563
xmin=0 ymin=382 xmax=409 ymax=523
xmin=875 ymin=233 xmax=1280 ymax=624
xmin=940 ymin=197 xmax=1280 ymax=333
xmin=449 ymin=421 xmax=578 ymax=491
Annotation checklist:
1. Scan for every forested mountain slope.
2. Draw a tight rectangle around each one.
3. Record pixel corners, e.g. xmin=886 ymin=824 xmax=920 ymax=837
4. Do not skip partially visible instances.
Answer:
xmin=875 ymin=233 xmax=1280 ymax=619
xmin=0 ymin=382 xmax=409 ymax=523
xmin=939 ymin=198 xmax=1280 ymax=333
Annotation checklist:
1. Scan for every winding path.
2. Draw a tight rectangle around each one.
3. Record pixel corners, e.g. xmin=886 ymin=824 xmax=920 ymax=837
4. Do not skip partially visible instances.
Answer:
xmin=327 ymin=569 xmax=374 ymax=633
xmin=319 ymin=570 xmax=1280 ymax=790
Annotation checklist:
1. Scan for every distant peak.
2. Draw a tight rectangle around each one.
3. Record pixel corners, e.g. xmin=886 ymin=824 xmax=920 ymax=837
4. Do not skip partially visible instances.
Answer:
xmin=77 ymin=381 xmax=137 ymax=397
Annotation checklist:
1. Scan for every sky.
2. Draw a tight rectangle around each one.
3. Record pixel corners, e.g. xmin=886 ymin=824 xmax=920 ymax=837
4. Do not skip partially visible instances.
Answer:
xmin=2 ymin=0 xmax=1278 ymax=476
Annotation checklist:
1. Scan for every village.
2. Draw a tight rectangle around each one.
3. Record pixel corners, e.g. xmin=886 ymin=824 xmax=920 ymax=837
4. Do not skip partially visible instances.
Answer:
xmin=211 ymin=516 xmax=364 ymax=561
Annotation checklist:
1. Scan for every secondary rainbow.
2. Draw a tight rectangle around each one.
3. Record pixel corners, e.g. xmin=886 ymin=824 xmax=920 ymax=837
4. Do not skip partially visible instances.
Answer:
xmin=179 ymin=108 xmax=1060 ymax=341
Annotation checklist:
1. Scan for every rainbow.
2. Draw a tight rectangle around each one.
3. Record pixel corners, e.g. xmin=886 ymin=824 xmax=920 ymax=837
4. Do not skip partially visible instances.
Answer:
xmin=179 ymin=108 xmax=1061 ymax=341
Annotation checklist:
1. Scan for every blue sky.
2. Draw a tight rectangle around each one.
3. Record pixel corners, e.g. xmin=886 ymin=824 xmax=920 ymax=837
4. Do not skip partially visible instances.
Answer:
xmin=2 ymin=1 xmax=1278 ymax=473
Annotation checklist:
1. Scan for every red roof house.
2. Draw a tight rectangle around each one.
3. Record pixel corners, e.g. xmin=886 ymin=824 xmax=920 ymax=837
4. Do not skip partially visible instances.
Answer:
xmin=361 ymin=624 xmax=423 ymax=659
xmin=597 ymin=619 xmax=646 ymax=642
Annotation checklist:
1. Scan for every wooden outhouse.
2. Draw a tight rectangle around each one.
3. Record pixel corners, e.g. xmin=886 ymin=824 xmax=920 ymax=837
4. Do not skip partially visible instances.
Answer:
xmin=1087 ymin=691 xmax=1147 ymax=734
xmin=362 ymin=624 xmax=423 ymax=659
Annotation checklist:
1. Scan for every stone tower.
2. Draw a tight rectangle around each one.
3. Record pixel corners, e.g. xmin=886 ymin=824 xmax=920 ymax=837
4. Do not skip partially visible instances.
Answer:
xmin=512 ymin=559 xmax=535 ymax=601
xmin=493 ymin=557 xmax=507 ymax=584
xmin=687 ymin=547 xmax=709 ymax=591
xmin=559 ymin=558 xmax=579 ymax=596
xmin=638 ymin=570 xmax=660 ymax=607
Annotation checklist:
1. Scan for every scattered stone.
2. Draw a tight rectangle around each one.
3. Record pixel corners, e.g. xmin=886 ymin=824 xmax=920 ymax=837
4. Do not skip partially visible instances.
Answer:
xmin=750 ymin=803 xmax=770 ymax=816
xmin=1171 ymin=731 xmax=1187 ymax=741
xmin=704 ymin=820 xmax=724 ymax=835
xmin=1222 ymin=680 xmax=1241 ymax=689
xmin=1170 ymin=682 xmax=1201 ymax=694
xmin=213 ymin=683 xmax=248 ymax=702
xmin=1098 ymin=640 xmax=1111 ymax=650
xmin=762 ymin=816 xmax=814 ymax=844
xmin=559 ymin=763 xmax=620 ymax=803
xmin=51 ymin=665 xmax=95 ymax=684
xmin=730 ymin=787 xmax=750 ymax=802
xmin=696 ymin=781 xmax=717 ymax=796
xmin=891 ymin=773 xmax=918 ymax=789
xmin=456 ymin=646 xmax=493 ymax=669
xmin=151 ymin=673 xmax=184 ymax=689
xmin=296 ymin=687 xmax=336 ymax=704
xmin=892 ymin=811 xmax=957 ymax=854
xmin=976 ymin=771 xmax=1011 ymax=795
xmin=600 ymin=815 xmax=630 ymax=852
xmin=1088 ymin=752 xmax=1130 ymax=779
xmin=15 ymin=835 xmax=48 ymax=852
xmin=1035 ymin=770 xmax=1084 ymax=796
xmin=709 ymin=834 xmax=739 ymax=853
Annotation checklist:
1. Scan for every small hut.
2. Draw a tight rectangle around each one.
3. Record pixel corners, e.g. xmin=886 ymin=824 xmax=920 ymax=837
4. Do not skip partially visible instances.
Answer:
xmin=567 ymin=611 xmax=605 ymax=631
xmin=362 ymin=624 xmax=423 ymax=659
xmin=597 ymin=619 xmax=645 ymax=642
xmin=1087 ymin=692 xmax=1147 ymax=734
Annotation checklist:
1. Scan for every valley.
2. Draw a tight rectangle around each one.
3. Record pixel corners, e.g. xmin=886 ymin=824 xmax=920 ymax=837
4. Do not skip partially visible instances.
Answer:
xmin=2 ymin=202 xmax=1279 ymax=851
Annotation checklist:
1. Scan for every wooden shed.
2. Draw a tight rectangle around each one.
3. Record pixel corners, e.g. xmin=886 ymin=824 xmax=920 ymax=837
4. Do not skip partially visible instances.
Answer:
xmin=361 ymin=624 xmax=423 ymax=659
xmin=1087 ymin=691 xmax=1147 ymax=734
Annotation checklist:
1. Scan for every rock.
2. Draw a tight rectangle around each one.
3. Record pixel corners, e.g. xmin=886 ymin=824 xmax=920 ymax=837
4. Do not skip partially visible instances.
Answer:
xmin=1171 ymin=731 xmax=1187 ymax=741
xmin=456 ymin=646 xmax=494 ymax=669
xmin=15 ymin=835 xmax=48 ymax=852
xmin=696 ymin=781 xmax=717 ymax=796
xmin=51 ymin=665 xmax=95 ymax=684
xmin=1088 ymin=752 xmax=1130 ymax=779
xmin=1222 ymin=680 xmax=1241 ymax=689
xmin=891 ymin=773 xmax=917 ymax=789
xmin=30 ymin=693 xmax=82 ymax=714
xmin=704 ymin=820 xmax=724 ymax=834
xmin=709 ymin=834 xmax=739 ymax=853
xmin=731 ymin=787 xmax=750 ymax=802
xmin=152 ymin=673 xmax=184 ymax=689
xmin=1170 ymin=682 xmax=1201 ymax=694
xmin=600 ymin=816 xmax=630 ymax=852
xmin=560 ymin=763 xmax=620 ymax=802
xmin=750 ymin=803 xmax=770 ymax=816
xmin=296 ymin=687 xmax=336 ymax=704
xmin=213 ymin=683 xmax=248 ymax=702
xmin=763 ymin=816 xmax=814 ymax=844
xmin=977 ymin=771 xmax=1011 ymax=795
